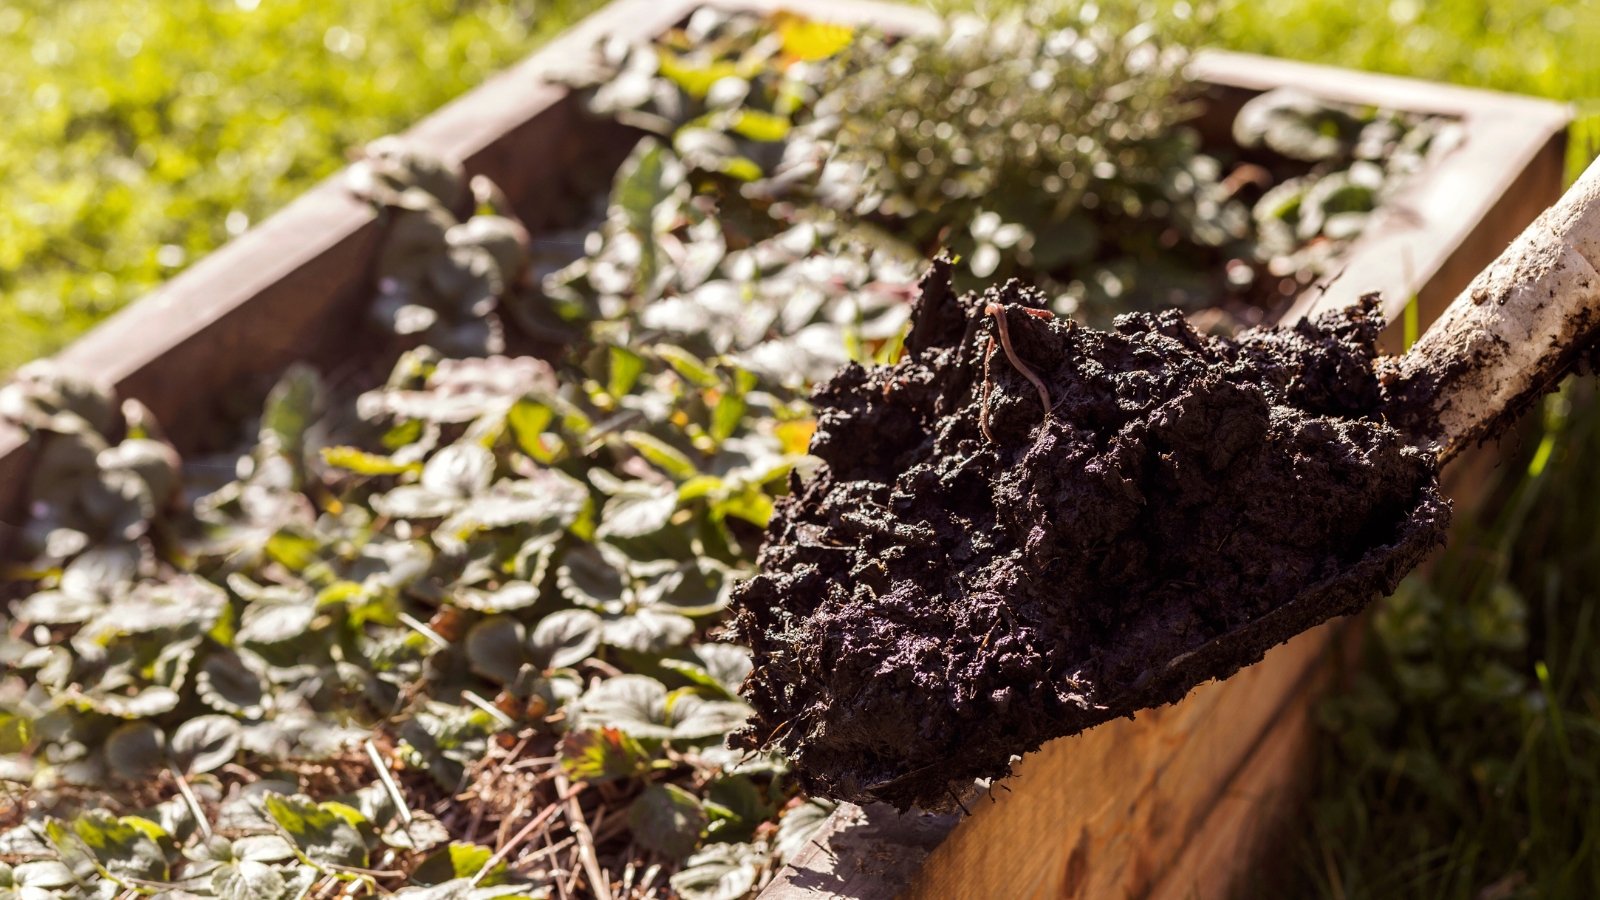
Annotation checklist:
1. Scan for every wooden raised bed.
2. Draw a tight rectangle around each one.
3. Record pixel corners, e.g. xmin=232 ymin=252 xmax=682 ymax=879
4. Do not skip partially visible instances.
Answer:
xmin=0 ymin=0 xmax=1570 ymax=896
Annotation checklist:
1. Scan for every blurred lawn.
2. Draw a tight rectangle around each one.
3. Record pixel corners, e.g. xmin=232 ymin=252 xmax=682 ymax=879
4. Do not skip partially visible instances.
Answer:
xmin=0 ymin=0 xmax=605 ymax=368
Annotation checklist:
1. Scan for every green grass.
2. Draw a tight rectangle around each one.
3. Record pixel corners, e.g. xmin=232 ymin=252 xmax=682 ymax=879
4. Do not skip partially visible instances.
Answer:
xmin=0 ymin=0 xmax=604 ymax=368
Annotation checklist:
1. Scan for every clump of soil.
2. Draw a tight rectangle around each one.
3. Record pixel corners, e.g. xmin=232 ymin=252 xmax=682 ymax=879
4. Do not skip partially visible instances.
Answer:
xmin=729 ymin=258 xmax=1450 ymax=811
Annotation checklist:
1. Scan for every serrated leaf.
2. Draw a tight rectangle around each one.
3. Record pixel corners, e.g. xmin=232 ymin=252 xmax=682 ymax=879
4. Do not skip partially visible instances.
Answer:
xmin=627 ymin=783 xmax=706 ymax=861
xmin=81 ymin=685 xmax=181 ymax=719
xmin=413 ymin=842 xmax=503 ymax=886
xmin=664 ymin=689 xmax=751 ymax=741
xmin=454 ymin=580 xmax=540 ymax=613
xmin=641 ymin=559 xmax=731 ymax=616
xmin=237 ymin=600 xmax=317 ymax=645
xmin=528 ymin=609 xmax=602 ymax=670
xmin=214 ymin=859 xmax=287 ymax=900
xmin=170 ymin=715 xmax=242 ymax=775
xmin=232 ymin=835 xmax=296 ymax=863
xmin=465 ymin=616 xmax=527 ymax=684
xmin=601 ymin=608 xmax=696 ymax=655
xmin=104 ymin=721 xmax=166 ymax=780
xmin=197 ymin=651 xmax=268 ymax=717
xmin=559 ymin=727 xmax=650 ymax=783
xmin=556 ymin=544 xmax=629 ymax=608
xmin=421 ymin=444 xmax=496 ymax=498
xmin=64 ymin=811 xmax=170 ymax=882
xmin=262 ymin=794 xmax=369 ymax=868
xmin=775 ymin=799 xmax=836 ymax=861
xmin=670 ymin=842 xmax=764 ymax=900
xmin=596 ymin=483 xmax=678 ymax=540
xmin=576 ymin=675 xmax=672 ymax=741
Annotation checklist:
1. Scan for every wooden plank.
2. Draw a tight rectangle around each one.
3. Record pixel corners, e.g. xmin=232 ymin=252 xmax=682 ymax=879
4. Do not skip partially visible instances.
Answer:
xmin=1188 ymin=52 xmax=1576 ymax=330
xmin=886 ymin=624 xmax=1337 ymax=900
xmin=1145 ymin=653 xmax=1328 ymax=900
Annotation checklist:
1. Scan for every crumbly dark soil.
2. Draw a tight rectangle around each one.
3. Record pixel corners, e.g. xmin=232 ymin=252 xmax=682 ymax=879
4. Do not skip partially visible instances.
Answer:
xmin=729 ymin=258 xmax=1450 ymax=811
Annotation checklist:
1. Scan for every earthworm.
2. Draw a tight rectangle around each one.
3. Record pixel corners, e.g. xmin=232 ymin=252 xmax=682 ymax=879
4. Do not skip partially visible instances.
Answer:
xmin=985 ymin=302 xmax=1054 ymax=421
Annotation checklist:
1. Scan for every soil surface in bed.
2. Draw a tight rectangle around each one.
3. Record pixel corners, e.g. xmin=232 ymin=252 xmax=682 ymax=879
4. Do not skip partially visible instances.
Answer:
xmin=730 ymin=258 xmax=1451 ymax=810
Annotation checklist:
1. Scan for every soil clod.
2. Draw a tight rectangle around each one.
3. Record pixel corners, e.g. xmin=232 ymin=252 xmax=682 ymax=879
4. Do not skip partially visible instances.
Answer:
xmin=730 ymin=258 xmax=1450 ymax=811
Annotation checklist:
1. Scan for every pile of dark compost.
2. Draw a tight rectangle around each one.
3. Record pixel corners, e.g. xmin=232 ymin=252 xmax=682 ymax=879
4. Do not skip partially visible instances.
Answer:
xmin=730 ymin=259 xmax=1451 ymax=811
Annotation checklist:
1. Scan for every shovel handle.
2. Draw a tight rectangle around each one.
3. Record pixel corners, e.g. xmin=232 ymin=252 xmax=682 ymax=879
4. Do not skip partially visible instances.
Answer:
xmin=1388 ymin=157 xmax=1600 ymax=464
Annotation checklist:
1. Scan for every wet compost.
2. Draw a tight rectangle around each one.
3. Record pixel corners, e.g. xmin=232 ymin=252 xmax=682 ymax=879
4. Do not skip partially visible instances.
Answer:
xmin=730 ymin=259 xmax=1451 ymax=810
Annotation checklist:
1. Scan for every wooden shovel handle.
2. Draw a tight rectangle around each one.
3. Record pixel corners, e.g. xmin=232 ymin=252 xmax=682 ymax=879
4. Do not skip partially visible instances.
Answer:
xmin=1387 ymin=157 xmax=1600 ymax=464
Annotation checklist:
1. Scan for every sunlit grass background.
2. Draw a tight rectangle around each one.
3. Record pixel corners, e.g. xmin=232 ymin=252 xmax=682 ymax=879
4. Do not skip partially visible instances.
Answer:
xmin=6 ymin=0 xmax=1600 ymax=895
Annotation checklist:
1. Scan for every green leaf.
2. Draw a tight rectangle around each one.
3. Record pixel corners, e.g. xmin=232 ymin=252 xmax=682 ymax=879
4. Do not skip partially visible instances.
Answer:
xmin=259 ymin=364 xmax=323 ymax=459
xmin=465 ymin=616 xmax=528 ymax=684
xmin=664 ymin=688 xmax=751 ymax=741
xmin=710 ymin=392 xmax=745 ymax=444
xmin=556 ymin=544 xmax=629 ymax=608
xmin=627 ymin=783 xmax=707 ymax=861
xmin=528 ymin=609 xmax=602 ymax=670
xmin=622 ymin=431 xmax=698 ymax=480
xmin=213 ymin=859 xmax=288 ymax=900
xmin=382 ymin=811 xmax=450 ymax=852
xmin=730 ymin=110 xmax=791 ymax=143
xmin=670 ymin=842 xmax=764 ymax=900
xmin=654 ymin=346 xmax=719 ymax=389
xmin=321 ymin=446 xmax=420 ymax=476
xmin=265 ymin=528 xmax=321 ymax=572
xmin=0 ymin=711 xmax=33 ymax=754
xmin=775 ymin=14 xmax=854 ymax=61
xmin=601 ymin=609 xmax=696 ymax=655
xmin=559 ymin=727 xmax=650 ymax=782
xmin=656 ymin=52 xmax=741 ymax=100
xmin=238 ymin=599 xmax=317 ymax=645
xmin=413 ymin=842 xmax=504 ymax=886
xmin=422 ymin=444 xmax=496 ymax=498
xmin=597 ymin=483 xmax=678 ymax=540
xmin=775 ymin=799 xmax=836 ymax=860
xmin=642 ymin=559 xmax=732 ymax=616
xmin=373 ymin=484 xmax=460 ymax=519
xmin=505 ymin=401 xmax=556 ymax=462
xmin=170 ymin=715 xmax=243 ymax=775
xmin=608 ymin=346 xmax=647 ymax=400
xmin=576 ymin=675 xmax=672 ymax=741
xmin=60 ymin=811 xmax=170 ymax=882
xmin=454 ymin=580 xmax=540 ymax=614
xmin=262 ymin=793 xmax=369 ymax=868
xmin=104 ymin=721 xmax=166 ymax=780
